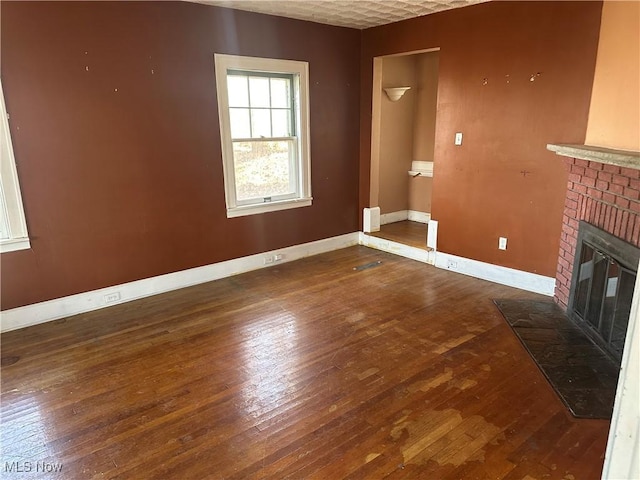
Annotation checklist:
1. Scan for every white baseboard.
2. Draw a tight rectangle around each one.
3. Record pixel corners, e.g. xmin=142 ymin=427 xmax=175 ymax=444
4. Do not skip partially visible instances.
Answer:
xmin=434 ymin=251 xmax=556 ymax=296
xmin=0 ymin=232 xmax=360 ymax=332
xmin=408 ymin=211 xmax=430 ymax=224
xmin=380 ymin=210 xmax=408 ymax=225
xmin=380 ymin=210 xmax=430 ymax=225
xmin=359 ymin=232 xmax=434 ymax=265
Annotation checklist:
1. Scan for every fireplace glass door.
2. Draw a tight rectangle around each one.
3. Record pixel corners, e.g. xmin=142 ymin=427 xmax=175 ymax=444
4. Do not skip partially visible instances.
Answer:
xmin=572 ymin=242 xmax=636 ymax=362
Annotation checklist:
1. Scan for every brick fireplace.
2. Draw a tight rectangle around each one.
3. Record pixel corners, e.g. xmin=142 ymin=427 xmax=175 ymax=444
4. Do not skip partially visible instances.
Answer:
xmin=554 ymin=156 xmax=640 ymax=309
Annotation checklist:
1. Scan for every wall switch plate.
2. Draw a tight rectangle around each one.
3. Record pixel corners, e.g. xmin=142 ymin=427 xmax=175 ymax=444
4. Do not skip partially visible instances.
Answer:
xmin=499 ymin=237 xmax=507 ymax=250
xmin=454 ymin=132 xmax=463 ymax=145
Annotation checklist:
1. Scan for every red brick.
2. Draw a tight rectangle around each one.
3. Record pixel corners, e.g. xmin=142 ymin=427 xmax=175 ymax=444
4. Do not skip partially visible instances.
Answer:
xmin=631 ymin=201 xmax=640 ymax=214
xmin=568 ymin=173 xmax=582 ymax=183
xmin=630 ymin=178 xmax=640 ymax=190
xmin=565 ymin=198 xmax=578 ymax=211
xmin=603 ymin=164 xmax=621 ymax=174
xmin=572 ymin=184 xmax=587 ymax=194
xmin=567 ymin=234 xmax=577 ymax=248
xmin=628 ymin=214 xmax=639 ymax=243
xmin=621 ymin=167 xmax=640 ymax=179
xmin=566 ymin=190 xmax=579 ymax=201
xmin=581 ymin=176 xmax=597 ymax=188
xmin=609 ymin=183 xmax=624 ymax=195
xmin=596 ymin=180 xmax=609 ymax=191
xmin=559 ymin=257 xmax=571 ymax=271
xmin=571 ymin=165 xmax=586 ymax=176
xmin=587 ymin=188 xmax=603 ymax=200
xmin=608 ymin=206 xmax=617 ymax=233
xmin=615 ymin=196 xmax=630 ymax=209
xmin=633 ymin=221 xmax=640 ymax=246
xmin=583 ymin=167 xmax=599 ymax=179
xmin=568 ymin=218 xmax=579 ymax=230
xmin=613 ymin=174 xmax=630 ymax=187
xmin=589 ymin=161 xmax=604 ymax=171
xmin=558 ymin=284 xmax=570 ymax=297
xmin=562 ymin=223 xmax=575 ymax=236
xmin=602 ymin=192 xmax=616 ymax=204
xmin=620 ymin=210 xmax=630 ymax=239
xmin=585 ymin=197 xmax=593 ymax=221
xmin=615 ymin=209 xmax=624 ymax=237
xmin=624 ymin=187 xmax=640 ymax=200
xmin=580 ymin=196 xmax=588 ymax=219
xmin=594 ymin=202 xmax=602 ymax=226
xmin=598 ymin=171 xmax=613 ymax=182
xmin=575 ymin=159 xmax=589 ymax=168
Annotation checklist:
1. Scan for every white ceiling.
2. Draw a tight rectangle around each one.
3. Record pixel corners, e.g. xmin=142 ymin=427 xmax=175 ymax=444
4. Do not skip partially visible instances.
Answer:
xmin=193 ymin=0 xmax=489 ymax=30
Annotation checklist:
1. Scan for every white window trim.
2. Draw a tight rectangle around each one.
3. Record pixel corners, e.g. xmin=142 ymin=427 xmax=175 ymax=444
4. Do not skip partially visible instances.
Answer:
xmin=0 ymin=79 xmax=30 ymax=253
xmin=214 ymin=54 xmax=312 ymax=218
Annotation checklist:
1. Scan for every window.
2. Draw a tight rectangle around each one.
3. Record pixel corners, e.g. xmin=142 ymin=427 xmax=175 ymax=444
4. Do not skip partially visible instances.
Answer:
xmin=214 ymin=54 xmax=311 ymax=218
xmin=0 ymin=79 xmax=30 ymax=253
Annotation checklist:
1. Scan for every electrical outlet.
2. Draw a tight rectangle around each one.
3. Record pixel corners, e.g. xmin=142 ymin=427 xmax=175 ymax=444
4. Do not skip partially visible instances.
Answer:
xmin=273 ymin=254 xmax=284 ymax=262
xmin=104 ymin=292 xmax=121 ymax=304
xmin=499 ymin=237 xmax=508 ymax=250
xmin=264 ymin=256 xmax=274 ymax=265
xmin=447 ymin=259 xmax=458 ymax=269
xmin=454 ymin=132 xmax=463 ymax=145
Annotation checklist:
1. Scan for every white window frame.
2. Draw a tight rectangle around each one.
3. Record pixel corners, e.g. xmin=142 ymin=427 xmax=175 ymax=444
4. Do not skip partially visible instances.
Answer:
xmin=214 ymin=54 xmax=312 ymax=218
xmin=0 ymin=79 xmax=30 ymax=253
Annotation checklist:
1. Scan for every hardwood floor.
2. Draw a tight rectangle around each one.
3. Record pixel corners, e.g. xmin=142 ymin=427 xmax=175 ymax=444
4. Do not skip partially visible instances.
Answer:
xmin=1 ymin=246 xmax=609 ymax=479
xmin=370 ymin=221 xmax=429 ymax=250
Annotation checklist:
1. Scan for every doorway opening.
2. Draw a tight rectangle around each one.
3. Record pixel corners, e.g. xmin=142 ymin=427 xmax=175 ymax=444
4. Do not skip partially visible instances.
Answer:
xmin=369 ymin=48 xmax=440 ymax=250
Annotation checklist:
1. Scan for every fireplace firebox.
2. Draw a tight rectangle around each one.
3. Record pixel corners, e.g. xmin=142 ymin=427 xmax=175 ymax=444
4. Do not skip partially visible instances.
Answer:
xmin=568 ymin=221 xmax=640 ymax=363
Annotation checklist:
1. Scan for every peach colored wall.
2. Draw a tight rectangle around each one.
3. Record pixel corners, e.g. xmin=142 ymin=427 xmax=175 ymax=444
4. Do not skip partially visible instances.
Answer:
xmin=409 ymin=51 xmax=439 ymax=213
xmin=378 ymin=55 xmax=416 ymax=214
xmin=409 ymin=176 xmax=432 ymax=212
xmin=413 ymin=52 xmax=439 ymax=162
xmin=585 ymin=1 xmax=640 ymax=151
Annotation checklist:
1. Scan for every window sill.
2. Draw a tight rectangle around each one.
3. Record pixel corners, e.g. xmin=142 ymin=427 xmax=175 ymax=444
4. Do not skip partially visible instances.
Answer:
xmin=1 ymin=237 xmax=31 ymax=253
xmin=227 ymin=197 xmax=312 ymax=218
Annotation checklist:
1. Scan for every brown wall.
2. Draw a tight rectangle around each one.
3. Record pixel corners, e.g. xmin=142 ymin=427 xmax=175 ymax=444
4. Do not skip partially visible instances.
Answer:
xmin=585 ymin=0 xmax=640 ymax=151
xmin=0 ymin=1 xmax=361 ymax=310
xmin=360 ymin=1 xmax=602 ymax=277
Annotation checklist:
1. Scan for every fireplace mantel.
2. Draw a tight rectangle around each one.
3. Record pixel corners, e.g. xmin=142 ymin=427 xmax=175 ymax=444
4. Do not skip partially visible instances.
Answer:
xmin=547 ymin=144 xmax=640 ymax=169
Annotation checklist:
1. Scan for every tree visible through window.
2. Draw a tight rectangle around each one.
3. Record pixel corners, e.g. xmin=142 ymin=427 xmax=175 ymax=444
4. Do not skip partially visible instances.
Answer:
xmin=214 ymin=55 xmax=311 ymax=218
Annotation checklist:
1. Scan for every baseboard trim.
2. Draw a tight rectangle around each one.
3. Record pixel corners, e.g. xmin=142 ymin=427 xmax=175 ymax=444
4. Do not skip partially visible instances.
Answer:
xmin=380 ymin=210 xmax=408 ymax=225
xmin=380 ymin=210 xmax=430 ymax=225
xmin=408 ymin=211 xmax=430 ymax=224
xmin=359 ymin=232 xmax=434 ymax=264
xmin=0 ymin=232 xmax=360 ymax=332
xmin=434 ymin=251 xmax=556 ymax=296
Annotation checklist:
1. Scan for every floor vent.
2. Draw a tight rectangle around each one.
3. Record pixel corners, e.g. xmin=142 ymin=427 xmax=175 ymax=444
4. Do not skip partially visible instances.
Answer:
xmin=353 ymin=260 xmax=382 ymax=271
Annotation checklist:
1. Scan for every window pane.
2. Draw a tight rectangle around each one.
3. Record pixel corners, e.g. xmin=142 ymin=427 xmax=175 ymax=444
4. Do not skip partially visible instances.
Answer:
xmin=227 ymin=76 xmax=249 ymax=107
xmin=272 ymin=109 xmax=291 ymax=137
xmin=251 ymin=109 xmax=271 ymax=138
xmin=270 ymin=78 xmax=290 ymax=108
xmin=232 ymin=141 xmax=295 ymax=201
xmin=229 ymin=108 xmax=251 ymax=138
xmin=249 ymin=77 xmax=270 ymax=108
xmin=574 ymin=245 xmax=594 ymax=317
xmin=586 ymin=251 xmax=608 ymax=329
